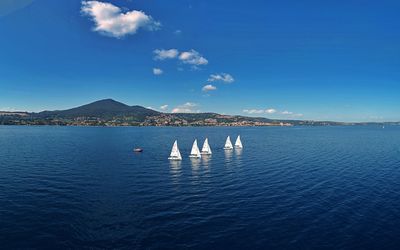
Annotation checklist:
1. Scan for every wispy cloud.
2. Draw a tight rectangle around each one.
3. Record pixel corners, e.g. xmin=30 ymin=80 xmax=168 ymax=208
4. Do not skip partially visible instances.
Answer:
xmin=178 ymin=49 xmax=208 ymax=66
xmin=0 ymin=0 xmax=34 ymax=17
xmin=171 ymin=102 xmax=199 ymax=113
xmin=279 ymin=111 xmax=303 ymax=117
xmin=160 ymin=104 xmax=168 ymax=111
xmin=243 ymin=108 xmax=276 ymax=114
xmin=81 ymin=1 xmax=160 ymax=38
xmin=202 ymin=84 xmax=217 ymax=92
xmin=265 ymin=109 xmax=277 ymax=114
xmin=152 ymin=68 xmax=163 ymax=75
xmin=153 ymin=49 xmax=179 ymax=60
xmin=281 ymin=110 xmax=292 ymax=115
xmin=243 ymin=109 xmax=265 ymax=114
xmin=208 ymin=73 xmax=234 ymax=83
xmin=243 ymin=108 xmax=303 ymax=117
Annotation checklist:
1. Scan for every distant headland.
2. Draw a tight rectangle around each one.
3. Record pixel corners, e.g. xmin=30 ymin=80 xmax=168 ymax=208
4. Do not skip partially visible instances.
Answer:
xmin=0 ymin=99 xmax=397 ymax=127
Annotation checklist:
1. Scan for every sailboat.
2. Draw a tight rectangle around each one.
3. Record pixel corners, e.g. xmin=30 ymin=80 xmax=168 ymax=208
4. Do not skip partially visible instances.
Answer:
xmin=189 ymin=139 xmax=201 ymax=158
xmin=168 ymin=140 xmax=182 ymax=160
xmin=201 ymin=138 xmax=212 ymax=155
xmin=223 ymin=136 xmax=233 ymax=150
xmin=235 ymin=135 xmax=243 ymax=149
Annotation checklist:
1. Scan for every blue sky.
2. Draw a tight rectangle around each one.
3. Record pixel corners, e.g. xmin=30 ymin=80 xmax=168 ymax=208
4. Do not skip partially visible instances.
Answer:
xmin=0 ymin=0 xmax=399 ymax=122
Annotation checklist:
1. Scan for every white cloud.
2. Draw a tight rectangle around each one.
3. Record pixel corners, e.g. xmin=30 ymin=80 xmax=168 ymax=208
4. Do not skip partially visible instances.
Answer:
xmin=184 ymin=102 xmax=196 ymax=107
xmin=174 ymin=29 xmax=182 ymax=35
xmin=152 ymin=48 xmax=208 ymax=69
xmin=281 ymin=111 xmax=293 ymax=115
xmin=153 ymin=49 xmax=179 ymax=60
xmin=81 ymin=1 xmax=160 ymax=38
xmin=208 ymin=73 xmax=234 ymax=83
xmin=171 ymin=102 xmax=199 ymax=113
xmin=243 ymin=108 xmax=276 ymax=115
xmin=243 ymin=108 xmax=302 ymax=117
xmin=202 ymin=84 xmax=217 ymax=92
xmin=281 ymin=111 xmax=303 ymax=118
xmin=243 ymin=109 xmax=265 ymax=114
xmin=160 ymin=104 xmax=168 ymax=111
xmin=153 ymin=68 xmax=163 ymax=75
xmin=179 ymin=50 xmax=208 ymax=66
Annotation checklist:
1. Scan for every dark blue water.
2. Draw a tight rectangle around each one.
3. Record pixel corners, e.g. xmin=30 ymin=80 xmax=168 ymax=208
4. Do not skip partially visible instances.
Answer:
xmin=1 ymin=126 xmax=400 ymax=249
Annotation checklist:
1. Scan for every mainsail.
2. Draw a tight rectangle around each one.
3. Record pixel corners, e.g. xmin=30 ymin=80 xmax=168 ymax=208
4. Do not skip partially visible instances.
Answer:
xmin=224 ymin=136 xmax=233 ymax=150
xmin=189 ymin=139 xmax=201 ymax=158
xmin=168 ymin=140 xmax=182 ymax=160
xmin=235 ymin=135 xmax=243 ymax=149
xmin=201 ymin=138 xmax=212 ymax=155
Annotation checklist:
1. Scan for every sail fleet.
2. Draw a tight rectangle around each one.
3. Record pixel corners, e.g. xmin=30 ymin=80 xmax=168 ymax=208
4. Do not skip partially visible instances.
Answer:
xmin=168 ymin=136 xmax=242 ymax=160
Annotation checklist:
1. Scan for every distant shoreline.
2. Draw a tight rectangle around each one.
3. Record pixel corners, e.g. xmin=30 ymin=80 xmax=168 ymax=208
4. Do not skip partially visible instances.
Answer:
xmin=0 ymin=123 xmax=397 ymax=128
xmin=1 ymin=99 xmax=398 ymax=126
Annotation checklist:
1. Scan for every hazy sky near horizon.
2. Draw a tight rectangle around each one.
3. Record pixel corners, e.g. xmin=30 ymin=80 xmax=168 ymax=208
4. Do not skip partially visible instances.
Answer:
xmin=0 ymin=0 xmax=399 ymax=122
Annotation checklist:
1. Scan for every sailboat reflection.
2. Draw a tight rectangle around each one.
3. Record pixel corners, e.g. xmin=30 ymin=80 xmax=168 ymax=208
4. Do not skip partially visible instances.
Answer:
xmin=224 ymin=149 xmax=233 ymax=162
xmin=235 ymin=148 xmax=243 ymax=158
xmin=190 ymin=157 xmax=201 ymax=170
xmin=202 ymin=154 xmax=211 ymax=168
xmin=169 ymin=160 xmax=182 ymax=183
xmin=188 ymin=158 xmax=199 ymax=179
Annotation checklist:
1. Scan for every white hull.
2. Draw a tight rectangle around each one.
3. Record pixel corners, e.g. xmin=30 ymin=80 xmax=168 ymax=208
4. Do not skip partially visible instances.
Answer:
xmin=168 ymin=156 xmax=182 ymax=160
xmin=189 ymin=154 xmax=201 ymax=158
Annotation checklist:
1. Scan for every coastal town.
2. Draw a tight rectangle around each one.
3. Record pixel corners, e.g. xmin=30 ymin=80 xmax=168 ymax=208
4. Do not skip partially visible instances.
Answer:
xmin=1 ymin=99 xmax=394 ymax=127
xmin=0 ymin=112 xmax=294 ymax=127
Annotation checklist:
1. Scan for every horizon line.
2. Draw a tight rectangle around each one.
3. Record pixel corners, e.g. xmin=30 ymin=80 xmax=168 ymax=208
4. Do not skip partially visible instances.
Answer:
xmin=0 ymin=98 xmax=398 ymax=124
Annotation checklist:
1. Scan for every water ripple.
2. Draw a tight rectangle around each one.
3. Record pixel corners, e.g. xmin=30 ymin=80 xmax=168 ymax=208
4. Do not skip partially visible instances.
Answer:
xmin=1 ymin=126 xmax=400 ymax=249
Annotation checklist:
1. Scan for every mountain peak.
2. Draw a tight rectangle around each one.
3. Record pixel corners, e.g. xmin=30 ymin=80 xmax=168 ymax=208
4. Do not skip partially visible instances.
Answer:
xmin=37 ymin=99 xmax=159 ymax=119
xmin=96 ymin=98 xmax=117 ymax=102
xmin=90 ymin=99 xmax=127 ymax=106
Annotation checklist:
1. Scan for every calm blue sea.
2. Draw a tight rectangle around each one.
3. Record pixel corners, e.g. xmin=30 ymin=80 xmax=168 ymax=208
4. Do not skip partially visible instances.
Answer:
xmin=1 ymin=126 xmax=400 ymax=249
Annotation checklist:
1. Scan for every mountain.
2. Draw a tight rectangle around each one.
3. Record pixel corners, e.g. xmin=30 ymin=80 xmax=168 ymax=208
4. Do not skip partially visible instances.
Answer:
xmin=2 ymin=98 xmax=389 ymax=126
xmin=36 ymin=99 xmax=160 ymax=121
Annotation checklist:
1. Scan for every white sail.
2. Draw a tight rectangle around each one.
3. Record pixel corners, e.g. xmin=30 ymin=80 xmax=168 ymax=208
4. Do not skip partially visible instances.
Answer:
xmin=189 ymin=139 xmax=201 ymax=158
xmin=168 ymin=140 xmax=182 ymax=160
xmin=224 ymin=136 xmax=233 ymax=150
xmin=235 ymin=135 xmax=243 ymax=148
xmin=201 ymin=138 xmax=212 ymax=155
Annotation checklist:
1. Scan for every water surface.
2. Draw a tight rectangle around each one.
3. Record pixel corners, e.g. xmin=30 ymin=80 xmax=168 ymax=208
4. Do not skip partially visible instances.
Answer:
xmin=1 ymin=126 xmax=400 ymax=249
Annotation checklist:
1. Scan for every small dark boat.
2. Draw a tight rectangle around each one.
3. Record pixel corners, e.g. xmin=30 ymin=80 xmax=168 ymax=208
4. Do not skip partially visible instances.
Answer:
xmin=133 ymin=148 xmax=143 ymax=153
